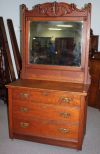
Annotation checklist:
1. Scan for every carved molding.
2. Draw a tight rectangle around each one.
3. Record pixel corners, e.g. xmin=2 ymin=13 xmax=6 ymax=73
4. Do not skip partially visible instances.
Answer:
xmin=34 ymin=2 xmax=76 ymax=16
xmin=23 ymin=2 xmax=91 ymax=17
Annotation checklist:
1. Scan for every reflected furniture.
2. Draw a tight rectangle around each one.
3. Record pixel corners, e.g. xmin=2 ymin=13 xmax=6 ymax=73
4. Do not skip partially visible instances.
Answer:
xmin=7 ymin=2 xmax=91 ymax=150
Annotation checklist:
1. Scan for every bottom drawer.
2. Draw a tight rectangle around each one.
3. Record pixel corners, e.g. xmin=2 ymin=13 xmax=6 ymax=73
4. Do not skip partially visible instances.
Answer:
xmin=13 ymin=118 xmax=79 ymax=141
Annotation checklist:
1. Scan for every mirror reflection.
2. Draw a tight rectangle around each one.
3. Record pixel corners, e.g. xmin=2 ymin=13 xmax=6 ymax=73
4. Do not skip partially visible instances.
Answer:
xmin=29 ymin=21 xmax=83 ymax=66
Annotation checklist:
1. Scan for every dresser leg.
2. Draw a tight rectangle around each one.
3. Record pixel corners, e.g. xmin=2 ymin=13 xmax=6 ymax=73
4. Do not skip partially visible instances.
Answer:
xmin=9 ymin=133 xmax=14 ymax=139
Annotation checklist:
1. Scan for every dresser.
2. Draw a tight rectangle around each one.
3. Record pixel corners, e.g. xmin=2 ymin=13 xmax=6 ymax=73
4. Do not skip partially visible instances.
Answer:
xmin=7 ymin=79 xmax=88 ymax=149
xmin=7 ymin=2 xmax=91 ymax=150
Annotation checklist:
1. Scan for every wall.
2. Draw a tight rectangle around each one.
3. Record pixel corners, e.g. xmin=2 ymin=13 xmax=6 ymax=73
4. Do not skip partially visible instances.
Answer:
xmin=0 ymin=0 xmax=100 ymax=77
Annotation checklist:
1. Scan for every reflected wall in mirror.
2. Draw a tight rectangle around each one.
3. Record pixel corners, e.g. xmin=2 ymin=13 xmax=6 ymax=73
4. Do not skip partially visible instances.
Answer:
xmin=29 ymin=21 xmax=83 ymax=67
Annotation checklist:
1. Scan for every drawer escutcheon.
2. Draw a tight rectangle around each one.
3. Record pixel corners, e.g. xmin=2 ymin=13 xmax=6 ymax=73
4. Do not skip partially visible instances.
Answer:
xmin=59 ymin=112 xmax=71 ymax=118
xmin=20 ymin=107 xmax=28 ymax=112
xmin=58 ymin=128 xmax=70 ymax=134
xmin=60 ymin=96 xmax=72 ymax=104
xmin=20 ymin=122 xmax=29 ymax=128
xmin=20 ymin=93 xmax=29 ymax=98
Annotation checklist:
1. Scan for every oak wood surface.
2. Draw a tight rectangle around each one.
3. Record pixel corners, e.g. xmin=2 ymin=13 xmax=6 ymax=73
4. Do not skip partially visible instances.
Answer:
xmin=7 ymin=79 xmax=87 ymax=150
xmin=7 ymin=79 xmax=88 ymax=95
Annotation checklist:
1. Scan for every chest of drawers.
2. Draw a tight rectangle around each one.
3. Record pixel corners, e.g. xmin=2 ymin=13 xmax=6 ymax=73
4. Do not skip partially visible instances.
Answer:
xmin=7 ymin=79 xmax=88 ymax=150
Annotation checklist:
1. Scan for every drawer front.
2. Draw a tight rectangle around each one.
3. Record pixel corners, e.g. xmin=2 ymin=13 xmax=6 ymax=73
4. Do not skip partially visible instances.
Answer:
xmin=13 ymin=102 xmax=80 ymax=123
xmin=31 ymin=90 xmax=80 ymax=106
xmin=12 ymin=89 xmax=31 ymax=101
xmin=13 ymin=118 xmax=79 ymax=141
xmin=12 ymin=88 xmax=80 ymax=106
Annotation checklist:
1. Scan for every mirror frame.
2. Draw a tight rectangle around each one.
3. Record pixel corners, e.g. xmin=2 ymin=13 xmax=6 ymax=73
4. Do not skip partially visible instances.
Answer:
xmin=20 ymin=2 xmax=91 ymax=84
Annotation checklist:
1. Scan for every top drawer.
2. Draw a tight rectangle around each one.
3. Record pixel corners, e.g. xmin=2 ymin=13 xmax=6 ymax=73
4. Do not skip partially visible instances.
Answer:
xmin=12 ymin=88 xmax=81 ymax=106
xmin=31 ymin=89 xmax=81 ymax=106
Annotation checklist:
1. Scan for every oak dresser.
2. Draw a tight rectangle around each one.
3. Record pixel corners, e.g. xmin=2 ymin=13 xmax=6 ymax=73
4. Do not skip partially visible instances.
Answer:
xmin=7 ymin=2 xmax=91 ymax=150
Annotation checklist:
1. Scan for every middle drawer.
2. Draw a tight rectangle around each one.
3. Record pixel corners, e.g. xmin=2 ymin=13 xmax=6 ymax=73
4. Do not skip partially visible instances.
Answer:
xmin=13 ymin=101 xmax=80 ymax=123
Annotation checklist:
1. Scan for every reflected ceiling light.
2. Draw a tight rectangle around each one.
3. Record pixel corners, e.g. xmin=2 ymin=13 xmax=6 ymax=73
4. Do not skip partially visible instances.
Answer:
xmin=33 ymin=37 xmax=36 ymax=39
xmin=57 ymin=24 xmax=73 ymax=27
xmin=48 ymin=28 xmax=62 ymax=30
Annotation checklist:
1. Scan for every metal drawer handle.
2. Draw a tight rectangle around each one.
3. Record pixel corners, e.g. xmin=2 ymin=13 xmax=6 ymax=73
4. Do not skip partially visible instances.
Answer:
xmin=20 ymin=93 xmax=29 ymax=98
xmin=20 ymin=122 xmax=29 ymax=128
xmin=60 ymin=96 xmax=72 ymax=103
xmin=60 ymin=112 xmax=71 ymax=118
xmin=58 ymin=128 xmax=69 ymax=134
xmin=20 ymin=107 xmax=28 ymax=112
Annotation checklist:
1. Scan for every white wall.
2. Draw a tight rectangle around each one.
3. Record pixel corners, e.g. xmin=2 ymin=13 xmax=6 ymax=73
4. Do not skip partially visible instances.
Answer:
xmin=0 ymin=0 xmax=100 ymax=77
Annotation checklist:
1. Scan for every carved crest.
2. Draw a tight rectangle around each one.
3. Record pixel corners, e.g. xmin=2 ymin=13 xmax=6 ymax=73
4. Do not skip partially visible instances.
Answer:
xmin=22 ymin=2 xmax=91 ymax=17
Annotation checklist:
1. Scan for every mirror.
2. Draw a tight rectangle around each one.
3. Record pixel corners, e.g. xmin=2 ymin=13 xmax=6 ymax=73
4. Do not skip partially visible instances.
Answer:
xmin=21 ymin=2 xmax=91 ymax=83
xmin=29 ymin=21 xmax=83 ymax=67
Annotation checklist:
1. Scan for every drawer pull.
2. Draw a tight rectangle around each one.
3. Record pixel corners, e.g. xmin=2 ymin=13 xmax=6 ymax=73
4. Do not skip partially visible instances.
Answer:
xmin=58 ymin=128 xmax=69 ymax=134
xmin=42 ymin=91 xmax=49 ymax=96
xmin=60 ymin=112 xmax=70 ymax=118
xmin=20 ymin=107 xmax=28 ymax=112
xmin=20 ymin=93 xmax=29 ymax=98
xmin=20 ymin=122 xmax=29 ymax=128
xmin=60 ymin=97 xmax=72 ymax=104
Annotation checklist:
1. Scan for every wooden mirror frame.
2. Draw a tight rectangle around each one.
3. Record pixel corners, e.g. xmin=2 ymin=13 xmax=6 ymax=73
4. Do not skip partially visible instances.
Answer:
xmin=20 ymin=2 xmax=91 ymax=84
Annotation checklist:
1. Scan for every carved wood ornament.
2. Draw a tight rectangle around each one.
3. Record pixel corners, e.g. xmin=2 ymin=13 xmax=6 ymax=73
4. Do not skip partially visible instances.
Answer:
xmin=22 ymin=2 xmax=91 ymax=17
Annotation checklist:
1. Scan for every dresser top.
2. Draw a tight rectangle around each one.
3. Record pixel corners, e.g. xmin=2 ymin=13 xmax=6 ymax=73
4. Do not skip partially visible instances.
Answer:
xmin=7 ymin=79 xmax=89 ymax=95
